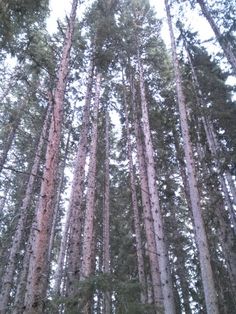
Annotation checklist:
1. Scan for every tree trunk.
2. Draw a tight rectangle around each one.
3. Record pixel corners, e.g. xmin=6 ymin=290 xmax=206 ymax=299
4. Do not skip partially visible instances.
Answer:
xmin=185 ymin=44 xmax=236 ymax=233
xmin=48 ymin=114 xmax=73 ymax=264
xmin=136 ymin=48 xmax=176 ymax=313
xmin=165 ymin=1 xmax=219 ymax=312
xmin=225 ymin=171 xmax=236 ymax=208
xmin=186 ymin=47 xmax=236 ymax=294
xmin=23 ymin=1 xmax=78 ymax=312
xmin=131 ymin=76 xmax=163 ymax=310
xmin=59 ymin=56 xmax=94 ymax=298
xmin=123 ymin=81 xmax=146 ymax=304
xmin=0 ymin=102 xmax=26 ymax=174
xmin=196 ymin=0 xmax=236 ymax=75
xmin=81 ymin=72 xmax=101 ymax=280
xmin=0 ymin=103 xmax=51 ymax=314
xmin=103 ymin=111 xmax=111 ymax=314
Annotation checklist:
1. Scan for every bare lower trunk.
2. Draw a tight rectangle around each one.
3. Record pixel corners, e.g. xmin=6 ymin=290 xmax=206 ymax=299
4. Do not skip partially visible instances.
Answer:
xmin=0 ymin=104 xmax=51 ymax=314
xmin=61 ymin=57 xmax=94 ymax=297
xmin=165 ymin=1 xmax=219 ymax=312
xmin=81 ymin=72 xmax=101 ymax=280
xmin=13 ymin=238 xmax=32 ymax=314
xmin=48 ymin=116 xmax=73 ymax=263
xmin=196 ymin=0 xmax=236 ymax=75
xmin=23 ymin=1 xmax=78 ymax=312
xmin=136 ymin=47 xmax=176 ymax=312
xmin=123 ymin=82 xmax=146 ymax=304
xmin=103 ymin=111 xmax=111 ymax=314
xmin=131 ymin=77 xmax=163 ymax=310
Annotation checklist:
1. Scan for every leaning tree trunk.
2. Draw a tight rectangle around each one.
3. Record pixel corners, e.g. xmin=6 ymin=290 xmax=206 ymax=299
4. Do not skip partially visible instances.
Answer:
xmin=103 ymin=110 xmax=111 ymax=314
xmin=196 ymin=0 xmax=236 ymax=75
xmin=0 ymin=103 xmax=51 ymax=314
xmin=131 ymin=75 xmax=163 ymax=310
xmin=81 ymin=72 xmax=101 ymax=280
xmin=123 ymin=81 xmax=147 ymax=304
xmin=136 ymin=46 xmax=176 ymax=313
xmin=165 ymin=0 xmax=219 ymax=312
xmin=23 ymin=1 xmax=79 ymax=312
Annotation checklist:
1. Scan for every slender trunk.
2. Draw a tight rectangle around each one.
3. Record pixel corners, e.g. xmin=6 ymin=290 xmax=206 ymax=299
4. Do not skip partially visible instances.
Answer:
xmin=13 ymin=239 xmax=32 ymax=314
xmin=0 ymin=179 xmax=11 ymax=215
xmin=196 ymin=0 xmax=236 ymax=75
xmin=81 ymin=72 xmax=101 ymax=280
xmin=103 ymin=111 xmax=111 ymax=314
xmin=60 ymin=57 xmax=94 ymax=297
xmin=0 ymin=104 xmax=51 ymax=314
xmin=0 ymin=102 xmax=26 ymax=174
xmin=185 ymin=45 xmax=236 ymax=233
xmin=123 ymin=82 xmax=146 ymax=304
xmin=225 ymin=171 xmax=236 ymax=207
xmin=48 ymin=117 xmax=73 ymax=262
xmin=213 ymin=192 xmax=236 ymax=298
xmin=172 ymin=128 xmax=192 ymax=213
xmin=136 ymin=48 xmax=176 ymax=312
xmin=165 ymin=1 xmax=219 ymax=312
xmin=131 ymin=78 xmax=163 ymax=309
xmin=24 ymin=1 xmax=78 ymax=312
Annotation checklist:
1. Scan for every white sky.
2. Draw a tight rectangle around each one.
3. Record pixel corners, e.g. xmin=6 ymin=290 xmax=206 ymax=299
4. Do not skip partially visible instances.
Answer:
xmin=46 ymin=0 xmax=235 ymax=86
xmin=47 ymin=0 xmax=214 ymax=49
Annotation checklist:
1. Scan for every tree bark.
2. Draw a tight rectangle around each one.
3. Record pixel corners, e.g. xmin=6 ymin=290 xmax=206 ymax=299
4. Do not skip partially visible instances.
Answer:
xmin=123 ymin=81 xmax=147 ymax=304
xmin=165 ymin=1 xmax=219 ymax=312
xmin=23 ymin=1 xmax=78 ymax=312
xmin=60 ymin=56 xmax=94 ymax=298
xmin=48 ymin=113 xmax=74 ymax=266
xmin=81 ymin=72 xmax=101 ymax=280
xmin=103 ymin=111 xmax=111 ymax=314
xmin=131 ymin=76 xmax=163 ymax=310
xmin=196 ymin=0 xmax=236 ymax=75
xmin=136 ymin=48 xmax=176 ymax=313
xmin=0 ymin=103 xmax=51 ymax=314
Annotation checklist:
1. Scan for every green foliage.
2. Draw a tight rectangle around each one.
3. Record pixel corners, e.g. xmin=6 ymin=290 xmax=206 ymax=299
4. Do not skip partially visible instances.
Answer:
xmin=0 ymin=0 xmax=49 ymax=54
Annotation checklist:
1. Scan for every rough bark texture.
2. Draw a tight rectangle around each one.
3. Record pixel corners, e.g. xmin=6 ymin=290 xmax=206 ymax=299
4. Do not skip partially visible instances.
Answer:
xmin=62 ymin=57 xmax=94 ymax=297
xmin=13 ymin=239 xmax=32 ymax=314
xmin=0 ymin=104 xmax=51 ymax=314
xmin=48 ymin=116 xmax=73 ymax=265
xmin=81 ymin=72 xmax=101 ymax=279
xmin=123 ymin=83 xmax=146 ymax=304
xmin=23 ymin=1 xmax=78 ymax=312
xmin=134 ymin=116 xmax=163 ymax=309
xmin=137 ymin=49 xmax=176 ymax=313
xmin=165 ymin=1 xmax=219 ymax=312
xmin=103 ymin=111 xmax=111 ymax=314
xmin=196 ymin=0 xmax=236 ymax=75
